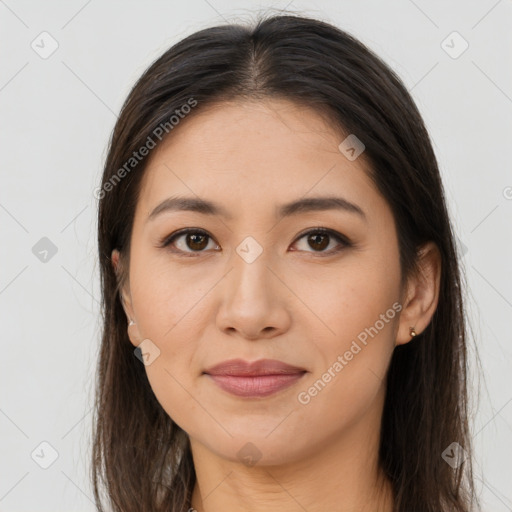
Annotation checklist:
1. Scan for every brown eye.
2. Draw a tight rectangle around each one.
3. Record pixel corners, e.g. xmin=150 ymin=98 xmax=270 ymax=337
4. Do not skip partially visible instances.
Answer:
xmin=186 ymin=232 xmax=209 ymax=251
xmin=292 ymin=228 xmax=351 ymax=255
xmin=307 ymin=232 xmax=330 ymax=251
xmin=161 ymin=229 xmax=219 ymax=256
xmin=160 ymin=227 xmax=351 ymax=258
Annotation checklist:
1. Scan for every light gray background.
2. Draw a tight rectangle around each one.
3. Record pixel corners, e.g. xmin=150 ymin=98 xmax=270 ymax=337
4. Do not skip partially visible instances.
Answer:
xmin=1 ymin=0 xmax=511 ymax=510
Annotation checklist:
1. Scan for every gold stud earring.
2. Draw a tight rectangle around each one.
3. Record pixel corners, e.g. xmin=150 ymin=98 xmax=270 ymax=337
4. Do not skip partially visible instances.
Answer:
xmin=409 ymin=326 xmax=417 ymax=339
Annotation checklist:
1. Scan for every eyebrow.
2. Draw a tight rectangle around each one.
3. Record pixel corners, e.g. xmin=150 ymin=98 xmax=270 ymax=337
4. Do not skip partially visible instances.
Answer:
xmin=147 ymin=195 xmax=367 ymax=223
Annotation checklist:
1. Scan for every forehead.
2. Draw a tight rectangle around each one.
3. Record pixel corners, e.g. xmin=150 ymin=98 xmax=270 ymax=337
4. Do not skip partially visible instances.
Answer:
xmin=135 ymin=98 xmax=384 ymax=223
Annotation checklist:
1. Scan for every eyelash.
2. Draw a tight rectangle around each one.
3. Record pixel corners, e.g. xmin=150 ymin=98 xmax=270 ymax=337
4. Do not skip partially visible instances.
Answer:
xmin=158 ymin=227 xmax=352 ymax=258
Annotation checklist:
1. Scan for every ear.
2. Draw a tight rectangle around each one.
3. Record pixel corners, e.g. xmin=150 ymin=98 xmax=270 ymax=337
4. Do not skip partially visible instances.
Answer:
xmin=396 ymin=241 xmax=442 ymax=346
xmin=111 ymin=248 xmax=142 ymax=347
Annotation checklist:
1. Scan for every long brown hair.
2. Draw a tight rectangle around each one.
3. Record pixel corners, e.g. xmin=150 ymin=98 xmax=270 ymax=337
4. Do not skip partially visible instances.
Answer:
xmin=92 ymin=12 xmax=479 ymax=512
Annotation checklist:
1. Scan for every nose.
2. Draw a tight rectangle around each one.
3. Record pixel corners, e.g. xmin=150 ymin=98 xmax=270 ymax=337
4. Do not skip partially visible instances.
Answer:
xmin=215 ymin=251 xmax=292 ymax=341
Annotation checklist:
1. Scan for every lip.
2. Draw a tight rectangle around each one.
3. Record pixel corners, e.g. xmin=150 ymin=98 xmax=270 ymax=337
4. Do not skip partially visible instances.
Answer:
xmin=203 ymin=358 xmax=307 ymax=398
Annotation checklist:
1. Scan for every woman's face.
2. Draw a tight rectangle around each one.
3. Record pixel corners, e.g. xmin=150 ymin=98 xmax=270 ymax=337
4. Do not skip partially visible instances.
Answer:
xmin=114 ymin=98 xmax=409 ymax=466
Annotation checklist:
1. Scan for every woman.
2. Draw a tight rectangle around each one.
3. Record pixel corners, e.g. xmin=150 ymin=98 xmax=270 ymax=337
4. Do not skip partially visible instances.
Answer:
xmin=92 ymin=13 xmax=478 ymax=512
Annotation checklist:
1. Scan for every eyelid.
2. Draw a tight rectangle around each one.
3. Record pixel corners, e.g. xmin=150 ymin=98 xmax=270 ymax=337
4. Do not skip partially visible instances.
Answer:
xmin=158 ymin=228 xmax=218 ymax=256
xmin=293 ymin=226 xmax=351 ymax=246
xmin=159 ymin=227 xmax=352 ymax=256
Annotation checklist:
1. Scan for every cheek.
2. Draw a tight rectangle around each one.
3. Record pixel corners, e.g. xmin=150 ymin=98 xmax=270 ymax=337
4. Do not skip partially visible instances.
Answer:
xmin=142 ymin=361 xmax=209 ymax=439
xmin=305 ymin=256 xmax=400 ymax=349
xmin=129 ymin=247 xmax=214 ymax=343
xmin=128 ymin=249 xmax=217 ymax=429
xmin=294 ymin=257 xmax=400 ymax=412
xmin=294 ymin=297 xmax=398 ymax=437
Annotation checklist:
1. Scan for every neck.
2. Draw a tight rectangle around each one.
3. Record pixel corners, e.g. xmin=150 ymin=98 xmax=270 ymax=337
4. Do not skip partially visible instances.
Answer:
xmin=189 ymin=387 xmax=394 ymax=512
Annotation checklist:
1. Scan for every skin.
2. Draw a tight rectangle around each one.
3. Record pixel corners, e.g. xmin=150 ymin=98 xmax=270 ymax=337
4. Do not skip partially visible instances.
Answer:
xmin=111 ymin=98 xmax=441 ymax=512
